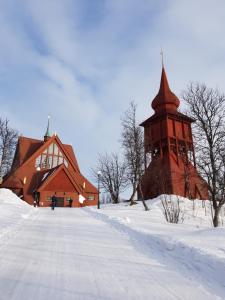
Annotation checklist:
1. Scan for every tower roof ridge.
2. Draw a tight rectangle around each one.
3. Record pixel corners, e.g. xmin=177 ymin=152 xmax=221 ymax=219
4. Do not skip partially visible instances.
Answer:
xmin=151 ymin=66 xmax=180 ymax=113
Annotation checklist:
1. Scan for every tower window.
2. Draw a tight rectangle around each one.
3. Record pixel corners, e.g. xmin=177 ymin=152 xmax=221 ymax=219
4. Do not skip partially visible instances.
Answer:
xmin=172 ymin=120 xmax=176 ymax=136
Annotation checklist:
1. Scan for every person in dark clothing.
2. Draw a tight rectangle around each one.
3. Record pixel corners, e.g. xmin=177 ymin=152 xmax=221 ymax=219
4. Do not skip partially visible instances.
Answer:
xmin=33 ymin=191 xmax=38 ymax=207
xmin=34 ymin=191 xmax=40 ymax=207
xmin=36 ymin=192 xmax=40 ymax=207
xmin=68 ymin=198 xmax=73 ymax=208
xmin=51 ymin=195 xmax=57 ymax=210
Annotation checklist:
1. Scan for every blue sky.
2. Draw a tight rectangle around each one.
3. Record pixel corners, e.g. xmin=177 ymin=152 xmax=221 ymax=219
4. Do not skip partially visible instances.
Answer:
xmin=1 ymin=0 xmax=225 ymax=181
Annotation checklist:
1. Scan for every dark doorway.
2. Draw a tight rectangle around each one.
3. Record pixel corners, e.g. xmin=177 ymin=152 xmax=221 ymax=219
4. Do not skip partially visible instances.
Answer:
xmin=56 ymin=197 xmax=64 ymax=207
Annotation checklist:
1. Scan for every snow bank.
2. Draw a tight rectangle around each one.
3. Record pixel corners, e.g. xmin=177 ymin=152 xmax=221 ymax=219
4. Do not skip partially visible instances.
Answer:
xmin=0 ymin=188 xmax=36 ymax=248
xmin=87 ymin=195 xmax=225 ymax=294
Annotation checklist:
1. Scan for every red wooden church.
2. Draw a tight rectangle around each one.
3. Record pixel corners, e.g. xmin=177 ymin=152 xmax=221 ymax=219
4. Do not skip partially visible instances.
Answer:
xmin=140 ymin=66 xmax=208 ymax=200
xmin=1 ymin=121 xmax=98 ymax=207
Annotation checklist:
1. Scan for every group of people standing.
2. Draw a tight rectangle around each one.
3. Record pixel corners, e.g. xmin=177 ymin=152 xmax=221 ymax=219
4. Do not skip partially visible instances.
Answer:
xmin=33 ymin=192 xmax=73 ymax=209
xmin=51 ymin=196 xmax=73 ymax=210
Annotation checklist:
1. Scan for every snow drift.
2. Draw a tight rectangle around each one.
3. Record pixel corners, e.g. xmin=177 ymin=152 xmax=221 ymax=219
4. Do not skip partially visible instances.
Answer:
xmin=87 ymin=195 xmax=225 ymax=297
xmin=0 ymin=188 xmax=36 ymax=247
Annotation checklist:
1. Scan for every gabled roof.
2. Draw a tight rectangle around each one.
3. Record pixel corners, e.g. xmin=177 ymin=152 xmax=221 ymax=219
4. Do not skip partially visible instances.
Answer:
xmin=38 ymin=164 xmax=83 ymax=194
xmin=20 ymin=134 xmax=80 ymax=172
xmin=12 ymin=136 xmax=43 ymax=169
xmin=140 ymin=110 xmax=195 ymax=127
xmin=1 ymin=176 xmax=23 ymax=189
xmin=63 ymin=144 xmax=80 ymax=172
xmin=78 ymin=173 xmax=99 ymax=194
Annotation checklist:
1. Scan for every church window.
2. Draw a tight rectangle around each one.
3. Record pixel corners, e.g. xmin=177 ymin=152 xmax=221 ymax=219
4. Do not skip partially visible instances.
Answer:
xmin=52 ymin=156 xmax=58 ymax=168
xmin=35 ymin=143 xmax=70 ymax=170
xmin=48 ymin=143 xmax=54 ymax=154
xmin=58 ymin=156 xmax=63 ymax=165
xmin=41 ymin=154 xmax=47 ymax=167
xmin=41 ymin=155 xmax=48 ymax=168
xmin=54 ymin=144 xmax=59 ymax=155
xmin=35 ymin=156 xmax=41 ymax=168
xmin=48 ymin=156 xmax=53 ymax=168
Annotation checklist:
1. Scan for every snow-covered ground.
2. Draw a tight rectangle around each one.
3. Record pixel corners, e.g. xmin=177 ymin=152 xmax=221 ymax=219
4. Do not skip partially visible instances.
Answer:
xmin=0 ymin=188 xmax=225 ymax=300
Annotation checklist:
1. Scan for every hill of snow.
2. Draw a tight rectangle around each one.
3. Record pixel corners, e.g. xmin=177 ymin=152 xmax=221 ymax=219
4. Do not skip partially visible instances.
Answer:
xmin=0 ymin=188 xmax=36 ymax=248
xmin=88 ymin=195 xmax=225 ymax=296
xmin=0 ymin=189 xmax=225 ymax=299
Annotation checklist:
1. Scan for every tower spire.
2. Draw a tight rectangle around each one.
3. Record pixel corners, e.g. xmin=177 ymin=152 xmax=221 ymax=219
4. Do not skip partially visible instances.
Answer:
xmin=151 ymin=65 xmax=180 ymax=113
xmin=44 ymin=116 xmax=51 ymax=142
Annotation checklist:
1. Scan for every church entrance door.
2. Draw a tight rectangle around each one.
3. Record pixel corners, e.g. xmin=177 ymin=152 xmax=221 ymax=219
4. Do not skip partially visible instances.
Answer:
xmin=56 ymin=197 xmax=64 ymax=207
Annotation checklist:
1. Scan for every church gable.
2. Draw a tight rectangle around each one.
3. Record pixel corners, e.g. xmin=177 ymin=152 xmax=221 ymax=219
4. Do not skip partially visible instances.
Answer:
xmin=34 ymin=141 xmax=69 ymax=171
xmin=23 ymin=134 xmax=79 ymax=174
xmin=39 ymin=168 xmax=79 ymax=193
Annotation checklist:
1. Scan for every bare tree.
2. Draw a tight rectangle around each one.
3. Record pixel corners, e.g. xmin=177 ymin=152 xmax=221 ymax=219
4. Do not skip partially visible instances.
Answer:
xmin=0 ymin=118 xmax=18 ymax=177
xmin=182 ymin=82 xmax=225 ymax=227
xmin=161 ymin=195 xmax=184 ymax=224
xmin=121 ymin=102 xmax=149 ymax=210
xmin=93 ymin=152 xmax=127 ymax=204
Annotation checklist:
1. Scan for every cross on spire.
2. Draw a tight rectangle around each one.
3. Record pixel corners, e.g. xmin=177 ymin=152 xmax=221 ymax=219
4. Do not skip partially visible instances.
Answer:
xmin=160 ymin=48 xmax=164 ymax=68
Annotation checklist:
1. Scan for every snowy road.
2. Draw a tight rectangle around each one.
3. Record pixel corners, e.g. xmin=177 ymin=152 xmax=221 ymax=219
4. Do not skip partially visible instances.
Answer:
xmin=0 ymin=208 xmax=222 ymax=300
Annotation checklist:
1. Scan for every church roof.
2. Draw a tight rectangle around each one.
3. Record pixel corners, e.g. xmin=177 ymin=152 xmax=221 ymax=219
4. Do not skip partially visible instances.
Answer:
xmin=11 ymin=135 xmax=80 ymax=172
xmin=151 ymin=67 xmax=180 ymax=113
xmin=37 ymin=164 xmax=83 ymax=194
xmin=1 ymin=131 xmax=98 ymax=206
xmin=140 ymin=110 xmax=195 ymax=127
xmin=140 ymin=66 xmax=195 ymax=127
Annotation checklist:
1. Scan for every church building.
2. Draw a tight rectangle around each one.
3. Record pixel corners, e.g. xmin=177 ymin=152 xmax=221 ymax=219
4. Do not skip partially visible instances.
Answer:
xmin=140 ymin=66 xmax=208 ymax=200
xmin=1 ymin=120 xmax=98 ymax=207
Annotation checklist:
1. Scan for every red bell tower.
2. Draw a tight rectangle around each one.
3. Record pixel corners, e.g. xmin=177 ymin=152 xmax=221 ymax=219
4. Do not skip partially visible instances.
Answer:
xmin=140 ymin=66 xmax=208 ymax=199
